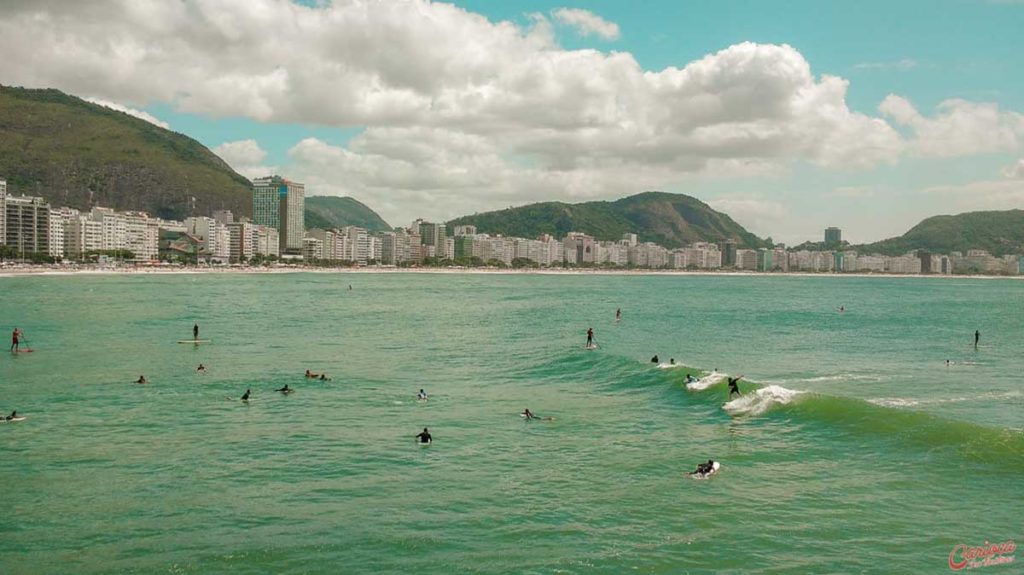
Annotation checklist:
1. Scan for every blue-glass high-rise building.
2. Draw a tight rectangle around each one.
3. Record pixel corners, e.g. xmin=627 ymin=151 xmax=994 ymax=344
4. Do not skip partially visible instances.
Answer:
xmin=253 ymin=176 xmax=304 ymax=255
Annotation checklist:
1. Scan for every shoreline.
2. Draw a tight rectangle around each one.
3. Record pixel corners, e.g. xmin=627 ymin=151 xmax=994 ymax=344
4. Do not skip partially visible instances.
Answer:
xmin=0 ymin=264 xmax=1018 ymax=280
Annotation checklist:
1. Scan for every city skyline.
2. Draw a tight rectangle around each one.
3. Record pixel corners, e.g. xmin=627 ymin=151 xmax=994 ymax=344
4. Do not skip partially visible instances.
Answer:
xmin=0 ymin=1 xmax=1022 ymax=245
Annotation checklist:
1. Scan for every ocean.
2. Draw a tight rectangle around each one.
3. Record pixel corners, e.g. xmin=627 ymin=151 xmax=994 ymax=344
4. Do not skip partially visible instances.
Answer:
xmin=1 ymin=272 xmax=1021 ymax=574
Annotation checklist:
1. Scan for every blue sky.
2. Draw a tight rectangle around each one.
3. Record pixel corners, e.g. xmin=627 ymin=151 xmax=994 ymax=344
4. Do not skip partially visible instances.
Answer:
xmin=1 ymin=0 xmax=1022 ymax=243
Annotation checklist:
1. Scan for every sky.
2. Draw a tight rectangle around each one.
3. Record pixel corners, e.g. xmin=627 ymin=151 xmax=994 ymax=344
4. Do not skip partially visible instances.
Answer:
xmin=1 ymin=0 xmax=1023 ymax=244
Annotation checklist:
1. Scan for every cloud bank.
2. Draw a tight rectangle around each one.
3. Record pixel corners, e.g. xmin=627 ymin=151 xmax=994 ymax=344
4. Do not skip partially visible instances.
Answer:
xmin=0 ymin=0 xmax=1021 ymax=229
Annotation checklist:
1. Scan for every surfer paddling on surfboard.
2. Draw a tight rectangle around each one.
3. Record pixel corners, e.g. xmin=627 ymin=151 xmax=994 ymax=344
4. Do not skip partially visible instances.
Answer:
xmin=276 ymin=385 xmax=293 ymax=394
xmin=688 ymin=460 xmax=719 ymax=478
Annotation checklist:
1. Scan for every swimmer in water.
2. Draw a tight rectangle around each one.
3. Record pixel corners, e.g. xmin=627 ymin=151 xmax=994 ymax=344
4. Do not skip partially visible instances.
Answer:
xmin=651 ymin=355 xmax=659 ymax=363
xmin=196 ymin=364 xmax=207 ymax=373
xmin=415 ymin=427 xmax=432 ymax=444
xmin=417 ymin=389 xmax=428 ymax=400
xmin=136 ymin=375 xmax=148 ymax=384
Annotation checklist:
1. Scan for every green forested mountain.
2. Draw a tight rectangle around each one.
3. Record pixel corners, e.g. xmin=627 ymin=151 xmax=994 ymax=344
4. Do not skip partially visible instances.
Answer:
xmin=304 ymin=195 xmax=391 ymax=232
xmin=0 ymin=85 xmax=252 ymax=219
xmin=447 ymin=192 xmax=768 ymax=248
xmin=855 ymin=210 xmax=1024 ymax=256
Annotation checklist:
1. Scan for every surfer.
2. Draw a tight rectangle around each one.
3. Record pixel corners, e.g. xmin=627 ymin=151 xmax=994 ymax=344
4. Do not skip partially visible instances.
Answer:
xmin=615 ymin=308 xmax=621 ymax=322
xmin=241 ymin=389 xmax=251 ymax=402
xmin=196 ymin=363 xmax=207 ymax=373
xmin=305 ymin=369 xmax=319 ymax=378
xmin=727 ymin=376 xmax=743 ymax=398
xmin=193 ymin=323 xmax=199 ymax=340
xmin=838 ymin=306 xmax=845 ymax=313
xmin=136 ymin=375 xmax=148 ymax=384
xmin=4 ymin=410 xmax=17 ymax=421
xmin=522 ymin=408 xmax=536 ymax=420
xmin=945 ymin=359 xmax=951 ymax=367
xmin=974 ymin=330 xmax=980 ymax=349
xmin=10 ymin=327 xmax=22 ymax=352
xmin=417 ymin=389 xmax=428 ymax=400
xmin=276 ymin=384 xmax=292 ymax=394
xmin=651 ymin=355 xmax=659 ymax=364
xmin=685 ymin=374 xmax=696 ymax=384
xmin=669 ymin=358 xmax=676 ymax=365
xmin=319 ymin=374 xmax=331 ymax=381
xmin=688 ymin=459 xmax=715 ymax=476
xmin=586 ymin=328 xmax=594 ymax=348
xmin=415 ymin=427 xmax=432 ymax=444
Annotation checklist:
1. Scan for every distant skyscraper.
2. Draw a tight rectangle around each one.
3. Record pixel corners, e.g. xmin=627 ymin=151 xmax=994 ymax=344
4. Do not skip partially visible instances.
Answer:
xmin=824 ymin=227 xmax=842 ymax=245
xmin=418 ymin=222 xmax=447 ymax=259
xmin=719 ymin=240 xmax=737 ymax=267
xmin=252 ymin=176 xmax=305 ymax=254
xmin=3 ymin=194 xmax=50 ymax=255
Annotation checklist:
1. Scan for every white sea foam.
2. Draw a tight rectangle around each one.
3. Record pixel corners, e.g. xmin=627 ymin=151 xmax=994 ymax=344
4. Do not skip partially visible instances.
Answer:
xmin=657 ymin=362 xmax=686 ymax=369
xmin=722 ymin=385 xmax=805 ymax=416
xmin=686 ymin=372 xmax=728 ymax=391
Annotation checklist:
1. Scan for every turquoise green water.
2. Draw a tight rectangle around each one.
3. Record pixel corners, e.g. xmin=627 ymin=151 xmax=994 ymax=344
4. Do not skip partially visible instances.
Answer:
xmin=1 ymin=273 xmax=1021 ymax=574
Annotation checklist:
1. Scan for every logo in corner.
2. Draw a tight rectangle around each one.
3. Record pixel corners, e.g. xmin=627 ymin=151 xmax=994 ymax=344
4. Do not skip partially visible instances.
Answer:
xmin=949 ymin=540 xmax=1016 ymax=571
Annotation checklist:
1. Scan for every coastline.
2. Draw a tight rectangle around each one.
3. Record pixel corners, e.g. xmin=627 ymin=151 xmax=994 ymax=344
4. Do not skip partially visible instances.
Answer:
xmin=0 ymin=264 xmax=1018 ymax=280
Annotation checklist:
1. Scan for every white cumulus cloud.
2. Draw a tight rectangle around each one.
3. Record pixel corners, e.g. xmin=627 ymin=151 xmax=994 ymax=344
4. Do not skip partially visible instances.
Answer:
xmin=84 ymin=97 xmax=170 ymax=129
xmin=212 ymin=139 xmax=275 ymax=179
xmin=552 ymin=8 xmax=620 ymax=40
xmin=1002 ymin=158 xmax=1024 ymax=178
xmin=880 ymin=95 xmax=1024 ymax=157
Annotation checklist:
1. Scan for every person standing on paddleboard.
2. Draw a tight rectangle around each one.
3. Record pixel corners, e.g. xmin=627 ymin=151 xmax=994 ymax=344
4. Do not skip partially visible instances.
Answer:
xmin=586 ymin=327 xmax=594 ymax=348
xmin=974 ymin=330 xmax=980 ymax=349
xmin=193 ymin=323 xmax=199 ymax=341
xmin=10 ymin=327 xmax=23 ymax=352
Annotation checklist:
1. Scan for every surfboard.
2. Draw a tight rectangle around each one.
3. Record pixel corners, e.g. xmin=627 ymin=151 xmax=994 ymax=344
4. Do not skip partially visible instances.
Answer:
xmin=0 ymin=417 xmax=26 ymax=423
xmin=689 ymin=461 xmax=720 ymax=479
xmin=178 ymin=340 xmax=211 ymax=344
xmin=418 ymin=440 xmax=432 ymax=446
xmin=13 ymin=349 xmax=34 ymax=353
xmin=584 ymin=344 xmax=599 ymax=350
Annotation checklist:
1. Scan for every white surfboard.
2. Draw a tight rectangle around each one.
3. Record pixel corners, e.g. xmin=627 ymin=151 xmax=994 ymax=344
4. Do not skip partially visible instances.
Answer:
xmin=178 ymin=339 xmax=211 ymax=344
xmin=0 ymin=417 xmax=26 ymax=423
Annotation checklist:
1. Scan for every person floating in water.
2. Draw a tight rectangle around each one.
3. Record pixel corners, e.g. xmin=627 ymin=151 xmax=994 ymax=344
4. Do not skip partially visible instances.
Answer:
xmin=522 ymin=408 xmax=536 ymax=420
xmin=615 ymin=308 xmax=621 ymax=322
xmin=945 ymin=359 xmax=951 ymax=367
xmin=276 ymin=384 xmax=292 ymax=394
xmin=305 ymin=369 xmax=319 ymax=378
xmin=193 ymin=323 xmax=199 ymax=340
xmin=974 ymin=330 xmax=980 ymax=349
xmin=417 ymin=389 xmax=428 ymax=400
xmin=196 ymin=364 xmax=207 ymax=373
xmin=241 ymin=389 xmax=251 ymax=402
xmin=586 ymin=328 xmax=594 ymax=348
xmin=727 ymin=376 xmax=743 ymax=398
xmin=10 ymin=327 xmax=23 ymax=352
xmin=136 ymin=375 xmax=148 ymax=384
xmin=416 ymin=427 xmax=432 ymax=444
xmin=688 ymin=459 xmax=716 ymax=476
xmin=650 ymin=355 xmax=659 ymax=364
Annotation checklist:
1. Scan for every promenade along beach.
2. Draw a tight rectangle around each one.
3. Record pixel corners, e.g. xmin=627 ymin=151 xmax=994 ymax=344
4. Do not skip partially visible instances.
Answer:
xmin=1 ymin=272 xmax=1020 ymax=573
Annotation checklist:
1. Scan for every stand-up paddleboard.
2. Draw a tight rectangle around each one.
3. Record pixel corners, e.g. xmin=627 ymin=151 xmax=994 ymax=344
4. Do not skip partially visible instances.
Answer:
xmin=12 ymin=349 xmax=34 ymax=353
xmin=0 ymin=417 xmax=26 ymax=423
xmin=689 ymin=461 xmax=720 ymax=479
xmin=584 ymin=344 xmax=599 ymax=350
xmin=178 ymin=339 xmax=211 ymax=344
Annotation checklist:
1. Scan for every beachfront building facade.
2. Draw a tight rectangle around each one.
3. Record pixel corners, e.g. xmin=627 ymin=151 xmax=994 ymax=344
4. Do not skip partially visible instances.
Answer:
xmin=253 ymin=175 xmax=305 ymax=255
xmin=2 ymin=193 xmax=51 ymax=257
